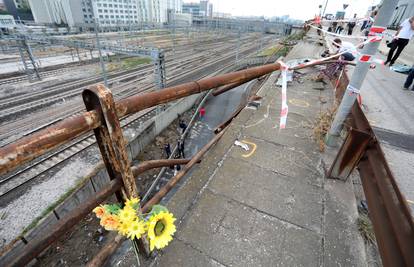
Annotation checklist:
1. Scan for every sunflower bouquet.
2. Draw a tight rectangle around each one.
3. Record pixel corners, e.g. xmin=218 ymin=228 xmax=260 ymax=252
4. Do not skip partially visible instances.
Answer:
xmin=93 ymin=197 xmax=176 ymax=251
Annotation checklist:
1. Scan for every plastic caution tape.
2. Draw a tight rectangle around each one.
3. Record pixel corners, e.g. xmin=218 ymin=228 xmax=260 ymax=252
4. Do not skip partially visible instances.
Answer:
xmin=277 ymin=61 xmax=289 ymax=129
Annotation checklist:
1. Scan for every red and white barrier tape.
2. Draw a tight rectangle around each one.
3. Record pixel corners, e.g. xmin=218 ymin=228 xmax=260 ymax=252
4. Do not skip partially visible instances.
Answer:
xmin=306 ymin=23 xmax=367 ymax=39
xmin=278 ymin=60 xmax=289 ymax=129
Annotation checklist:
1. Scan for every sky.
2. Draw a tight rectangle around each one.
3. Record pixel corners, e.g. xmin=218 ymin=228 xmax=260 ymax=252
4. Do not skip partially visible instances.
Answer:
xmin=184 ymin=0 xmax=382 ymax=20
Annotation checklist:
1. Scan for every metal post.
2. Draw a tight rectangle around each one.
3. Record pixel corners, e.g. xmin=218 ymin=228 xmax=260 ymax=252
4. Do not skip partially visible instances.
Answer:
xmin=18 ymin=46 xmax=32 ymax=82
xmin=93 ymin=18 xmax=109 ymax=87
xmin=82 ymin=85 xmax=147 ymax=261
xmin=236 ymin=27 xmax=241 ymax=63
xmin=325 ymin=0 xmax=399 ymax=146
xmin=322 ymin=0 xmax=329 ymax=16
xmin=75 ymin=47 xmax=82 ymax=63
xmin=153 ymin=49 xmax=166 ymax=89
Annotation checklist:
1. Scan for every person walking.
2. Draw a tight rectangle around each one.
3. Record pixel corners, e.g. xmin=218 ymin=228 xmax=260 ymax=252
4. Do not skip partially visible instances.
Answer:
xmin=179 ymin=119 xmax=187 ymax=134
xmin=164 ymin=143 xmax=171 ymax=158
xmin=403 ymin=66 xmax=414 ymax=91
xmin=347 ymin=14 xmax=357 ymax=35
xmin=199 ymin=107 xmax=206 ymax=120
xmin=177 ymin=139 xmax=185 ymax=158
xmin=335 ymin=22 xmax=344 ymax=34
xmin=385 ymin=16 xmax=414 ymax=66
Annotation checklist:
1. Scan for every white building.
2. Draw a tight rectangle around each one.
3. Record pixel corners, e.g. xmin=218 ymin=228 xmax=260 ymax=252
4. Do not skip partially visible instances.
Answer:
xmin=390 ymin=0 xmax=414 ymax=28
xmin=0 ymin=14 xmax=16 ymax=28
xmin=28 ymin=0 xmax=182 ymax=28
xmin=14 ymin=0 xmax=29 ymax=9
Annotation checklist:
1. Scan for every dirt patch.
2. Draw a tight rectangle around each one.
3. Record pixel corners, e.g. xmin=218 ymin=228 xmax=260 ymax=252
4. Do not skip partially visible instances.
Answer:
xmin=313 ymin=105 xmax=337 ymax=152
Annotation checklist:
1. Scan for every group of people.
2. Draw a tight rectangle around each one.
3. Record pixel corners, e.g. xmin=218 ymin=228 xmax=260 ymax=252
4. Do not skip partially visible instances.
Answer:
xmin=323 ymin=14 xmax=414 ymax=91
xmin=328 ymin=14 xmax=357 ymax=36
xmin=386 ymin=16 xmax=414 ymax=91
xmin=162 ymin=106 xmax=207 ymax=175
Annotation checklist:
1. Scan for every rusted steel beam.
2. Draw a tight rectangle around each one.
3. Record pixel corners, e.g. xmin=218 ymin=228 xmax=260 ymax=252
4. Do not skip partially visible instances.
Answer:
xmin=6 ymin=178 xmax=122 ymax=267
xmin=0 ymin=111 xmax=100 ymax=175
xmin=3 ymin=158 xmax=201 ymax=266
xmin=327 ymin=128 xmax=372 ymax=180
xmin=141 ymin=128 xmax=227 ymax=213
xmin=0 ymin=62 xmax=281 ymax=176
xmin=212 ymin=79 xmax=252 ymax=97
xmin=85 ymin=158 xmax=202 ymax=267
xmin=358 ymin=159 xmax=405 ymax=267
xmin=83 ymin=85 xmax=138 ymax=199
xmin=131 ymin=158 xmax=200 ymax=176
xmin=86 ymin=235 xmax=125 ymax=267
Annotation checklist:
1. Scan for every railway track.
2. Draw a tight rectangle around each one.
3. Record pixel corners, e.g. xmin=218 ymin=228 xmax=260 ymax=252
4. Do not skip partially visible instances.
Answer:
xmin=0 ymin=35 xmax=260 ymax=128
xmin=0 ymin=36 xmax=242 ymax=116
xmin=0 ymin=37 xmax=273 ymax=204
xmin=0 ymin=39 xmax=260 ymax=142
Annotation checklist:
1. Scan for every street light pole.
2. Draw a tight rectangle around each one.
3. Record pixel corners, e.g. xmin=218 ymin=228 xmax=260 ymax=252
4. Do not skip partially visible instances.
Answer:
xmin=322 ymin=0 xmax=329 ymax=16
xmin=325 ymin=0 xmax=399 ymax=146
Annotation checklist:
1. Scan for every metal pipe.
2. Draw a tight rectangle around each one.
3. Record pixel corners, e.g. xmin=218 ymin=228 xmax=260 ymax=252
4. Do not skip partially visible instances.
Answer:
xmin=86 ymin=235 xmax=125 ymax=267
xmin=131 ymin=158 xmax=200 ymax=177
xmin=212 ymin=79 xmax=250 ymax=97
xmin=0 ymin=62 xmax=281 ymax=176
xmin=6 ymin=178 xmax=122 ymax=267
xmin=4 ymin=159 xmax=201 ymax=266
xmin=141 ymin=128 xmax=227 ymax=213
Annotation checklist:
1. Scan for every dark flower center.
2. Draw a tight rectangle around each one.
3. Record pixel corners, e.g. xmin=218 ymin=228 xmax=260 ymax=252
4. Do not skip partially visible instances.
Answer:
xmin=155 ymin=220 xmax=165 ymax=236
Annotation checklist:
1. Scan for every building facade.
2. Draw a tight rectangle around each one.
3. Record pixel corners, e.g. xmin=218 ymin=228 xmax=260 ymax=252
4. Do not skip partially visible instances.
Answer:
xmin=182 ymin=0 xmax=212 ymax=17
xmin=28 ymin=0 xmax=182 ymax=28
xmin=390 ymin=0 xmax=414 ymax=28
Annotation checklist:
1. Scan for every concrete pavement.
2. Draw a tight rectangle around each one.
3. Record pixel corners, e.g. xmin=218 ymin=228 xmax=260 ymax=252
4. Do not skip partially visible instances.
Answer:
xmin=150 ymin=40 xmax=367 ymax=266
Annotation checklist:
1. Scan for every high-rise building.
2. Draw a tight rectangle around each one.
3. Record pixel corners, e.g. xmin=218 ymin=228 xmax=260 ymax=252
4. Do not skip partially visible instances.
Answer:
xmin=14 ymin=0 xmax=29 ymax=9
xmin=28 ymin=0 xmax=182 ymax=27
xmin=390 ymin=0 xmax=414 ymax=28
xmin=182 ymin=0 xmax=211 ymax=17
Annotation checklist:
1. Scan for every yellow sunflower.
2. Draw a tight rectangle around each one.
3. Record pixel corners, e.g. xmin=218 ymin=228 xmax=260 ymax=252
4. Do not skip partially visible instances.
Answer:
xmin=118 ymin=222 xmax=130 ymax=236
xmin=118 ymin=206 xmax=136 ymax=224
xmin=147 ymin=211 xmax=176 ymax=251
xmin=127 ymin=219 xmax=147 ymax=240
xmin=125 ymin=197 xmax=140 ymax=209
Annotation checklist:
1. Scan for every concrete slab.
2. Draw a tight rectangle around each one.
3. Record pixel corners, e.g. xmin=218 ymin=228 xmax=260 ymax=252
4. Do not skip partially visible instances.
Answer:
xmin=177 ymin=191 xmax=285 ymax=266
xmin=156 ymin=239 xmax=226 ymax=267
xmin=208 ymin=157 xmax=323 ymax=233
xmin=324 ymin=178 xmax=367 ymax=266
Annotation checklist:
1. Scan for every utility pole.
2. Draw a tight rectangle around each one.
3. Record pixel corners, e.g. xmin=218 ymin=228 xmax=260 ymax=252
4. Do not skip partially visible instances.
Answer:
xmin=93 ymin=18 xmax=109 ymax=87
xmin=322 ymin=0 xmax=329 ymax=17
xmin=235 ymin=26 xmax=241 ymax=63
xmin=325 ymin=0 xmax=399 ymax=146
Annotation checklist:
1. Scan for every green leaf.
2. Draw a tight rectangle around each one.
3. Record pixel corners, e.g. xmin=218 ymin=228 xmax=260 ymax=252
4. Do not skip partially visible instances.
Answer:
xmin=105 ymin=204 xmax=121 ymax=215
xmin=150 ymin=204 xmax=168 ymax=216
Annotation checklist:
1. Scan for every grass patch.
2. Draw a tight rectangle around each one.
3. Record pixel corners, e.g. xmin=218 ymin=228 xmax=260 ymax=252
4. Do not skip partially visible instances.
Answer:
xmin=357 ymin=213 xmax=376 ymax=244
xmin=313 ymin=106 xmax=337 ymax=152
xmin=104 ymin=57 xmax=152 ymax=72
xmin=285 ymin=30 xmax=306 ymax=41
xmin=257 ymin=45 xmax=282 ymax=57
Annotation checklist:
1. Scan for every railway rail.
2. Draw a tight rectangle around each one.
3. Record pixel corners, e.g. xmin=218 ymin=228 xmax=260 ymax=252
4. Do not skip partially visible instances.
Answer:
xmin=0 ymin=36 xmax=272 ymax=206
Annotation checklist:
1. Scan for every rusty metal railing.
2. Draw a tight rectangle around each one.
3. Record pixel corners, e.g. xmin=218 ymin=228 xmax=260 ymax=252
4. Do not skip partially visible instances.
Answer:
xmin=0 ymin=62 xmax=282 ymax=266
xmin=327 ymin=75 xmax=414 ymax=266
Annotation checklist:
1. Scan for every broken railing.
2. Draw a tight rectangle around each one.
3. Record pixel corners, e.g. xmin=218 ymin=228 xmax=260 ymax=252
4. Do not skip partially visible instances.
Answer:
xmin=327 ymin=74 xmax=414 ymax=266
xmin=0 ymin=62 xmax=282 ymax=266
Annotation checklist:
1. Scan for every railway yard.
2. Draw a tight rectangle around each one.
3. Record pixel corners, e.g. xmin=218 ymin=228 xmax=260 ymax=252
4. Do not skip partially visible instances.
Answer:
xmin=0 ymin=28 xmax=278 ymax=258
